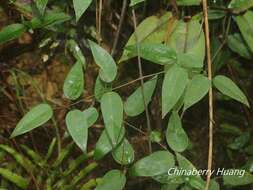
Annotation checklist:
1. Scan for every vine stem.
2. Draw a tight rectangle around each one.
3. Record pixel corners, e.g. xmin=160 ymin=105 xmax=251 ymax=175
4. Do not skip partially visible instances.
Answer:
xmin=202 ymin=1 xmax=214 ymax=190
xmin=96 ymin=0 xmax=103 ymax=44
xmin=65 ymin=71 xmax=164 ymax=108
xmin=132 ymin=10 xmax=152 ymax=154
xmin=111 ymin=0 xmax=128 ymax=56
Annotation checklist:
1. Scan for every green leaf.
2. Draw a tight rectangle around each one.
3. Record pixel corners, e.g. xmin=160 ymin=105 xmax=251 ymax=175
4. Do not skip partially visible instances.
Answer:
xmin=190 ymin=177 xmax=220 ymax=190
xmin=0 ymin=145 xmax=35 ymax=173
xmin=94 ymin=128 xmax=125 ymax=160
xmin=228 ymin=33 xmax=252 ymax=59
xmin=35 ymin=0 xmax=48 ymax=15
xmin=193 ymin=10 xmax=226 ymax=21
xmin=150 ymin=130 xmax=162 ymax=143
xmin=89 ymin=40 xmax=117 ymax=83
xmin=130 ymin=151 xmax=175 ymax=177
xmin=0 ymin=24 xmax=26 ymax=44
xmin=45 ymin=138 xmax=57 ymax=161
xmin=213 ymin=75 xmax=249 ymax=107
xmin=11 ymin=104 xmax=53 ymax=138
xmin=236 ymin=11 xmax=253 ymax=52
xmin=66 ymin=110 xmax=88 ymax=152
xmin=176 ymin=153 xmax=204 ymax=186
xmin=94 ymin=76 xmax=111 ymax=101
xmin=70 ymin=162 xmax=98 ymax=186
xmin=130 ymin=0 xmax=145 ymax=7
xmin=153 ymin=171 xmax=184 ymax=185
xmin=126 ymin=43 xmax=177 ymax=65
xmin=73 ymin=0 xmax=92 ymax=22
xmin=83 ymin=107 xmax=99 ymax=127
xmin=188 ymin=177 xmax=205 ymax=190
xmin=184 ymin=75 xmax=210 ymax=110
xmin=168 ymin=20 xmax=205 ymax=68
xmin=166 ymin=112 xmax=189 ymax=152
xmin=63 ymin=152 xmax=93 ymax=176
xmin=0 ymin=168 xmax=29 ymax=189
xmin=20 ymin=145 xmax=43 ymax=165
xmin=220 ymin=124 xmax=242 ymax=135
xmin=176 ymin=153 xmax=199 ymax=175
xmin=223 ymin=170 xmax=253 ymax=186
xmin=176 ymin=0 xmax=201 ymax=6
xmin=120 ymin=12 xmax=173 ymax=62
xmin=227 ymin=132 xmax=251 ymax=150
xmin=96 ymin=170 xmax=126 ymax=190
xmin=210 ymin=180 xmax=220 ymax=190
xmin=11 ymin=1 xmax=33 ymax=15
xmin=162 ymin=65 xmax=188 ymax=118
xmin=52 ymin=143 xmax=74 ymax=167
xmin=206 ymin=10 xmax=226 ymax=20
xmin=229 ymin=0 xmax=253 ymax=13
xmin=67 ymin=40 xmax=86 ymax=65
xmin=63 ymin=61 xmax=84 ymax=100
xmin=112 ymin=138 xmax=135 ymax=165
xmin=176 ymin=155 xmax=220 ymax=190
xmin=124 ymin=76 xmax=157 ymax=117
xmin=101 ymin=92 xmax=124 ymax=146
xmin=28 ymin=12 xmax=71 ymax=29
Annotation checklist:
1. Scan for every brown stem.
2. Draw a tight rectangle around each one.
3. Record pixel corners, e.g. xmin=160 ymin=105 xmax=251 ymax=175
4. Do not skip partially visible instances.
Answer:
xmin=132 ymin=9 xmax=153 ymax=154
xmin=170 ymin=0 xmax=179 ymax=18
xmin=111 ymin=0 xmax=128 ymax=56
xmin=96 ymin=0 xmax=103 ymax=44
xmin=202 ymin=1 xmax=214 ymax=190
xmin=69 ymin=71 xmax=165 ymax=107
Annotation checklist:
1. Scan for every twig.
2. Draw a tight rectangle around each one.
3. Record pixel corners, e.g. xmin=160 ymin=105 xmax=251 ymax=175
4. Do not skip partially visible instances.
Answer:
xmin=202 ymin=1 xmax=214 ymax=190
xmin=170 ymin=0 xmax=179 ymax=18
xmin=124 ymin=121 xmax=146 ymax=135
xmin=112 ymin=71 xmax=164 ymax=92
xmin=211 ymin=16 xmax=231 ymax=63
xmin=96 ymin=0 xmax=103 ymax=44
xmin=132 ymin=10 xmax=153 ymax=154
xmin=69 ymin=71 xmax=165 ymax=107
xmin=124 ymin=121 xmax=167 ymax=150
xmin=111 ymin=0 xmax=128 ymax=56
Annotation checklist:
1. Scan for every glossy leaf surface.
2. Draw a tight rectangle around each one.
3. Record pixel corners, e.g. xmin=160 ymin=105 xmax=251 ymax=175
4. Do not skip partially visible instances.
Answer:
xmin=130 ymin=151 xmax=175 ymax=177
xmin=228 ymin=33 xmax=252 ymax=59
xmin=124 ymin=77 xmax=157 ymax=117
xmin=125 ymin=43 xmax=177 ymax=65
xmin=236 ymin=11 xmax=253 ymax=52
xmin=11 ymin=104 xmax=53 ymax=138
xmin=96 ymin=170 xmax=126 ymax=190
xmin=184 ymin=75 xmax=210 ymax=110
xmin=162 ymin=65 xmax=188 ymax=117
xmin=0 ymin=24 xmax=26 ymax=44
xmin=83 ymin=107 xmax=99 ymax=127
xmin=213 ymin=75 xmax=249 ymax=107
xmin=89 ymin=40 xmax=117 ymax=83
xmin=101 ymin=92 xmax=124 ymax=146
xmin=66 ymin=110 xmax=88 ymax=152
xmin=94 ymin=128 xmax=125 ymax=160
xmin=112 ymin=138 xmax=135 ymax=165
xmin=120 ymin=12 xmax=172 ymax=62
xmin=73 ymin=0 xmax=92 ymax=21
xmin=166 ymin=112 xmax=189 ymax=152
xmin=63 ymin=61 xmax=84 ymax=100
